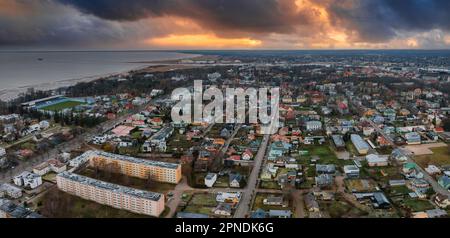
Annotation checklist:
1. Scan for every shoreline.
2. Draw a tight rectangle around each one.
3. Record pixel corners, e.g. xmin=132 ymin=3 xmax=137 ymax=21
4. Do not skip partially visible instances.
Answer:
xmin=0 ymin=53 xmax=202 ymax=102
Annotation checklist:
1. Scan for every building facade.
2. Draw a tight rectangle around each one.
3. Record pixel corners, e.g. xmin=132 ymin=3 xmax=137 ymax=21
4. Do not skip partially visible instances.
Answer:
xmin=81 ymin=150 xmax=181 ymax=184
xmin=56 ymin=172 xmax=165 ymax=217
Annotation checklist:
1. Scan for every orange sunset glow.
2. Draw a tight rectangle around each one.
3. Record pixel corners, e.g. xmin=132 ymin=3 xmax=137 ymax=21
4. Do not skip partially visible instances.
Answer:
xmin=0 ymin=0 xmax=449 ymax=49
xmin=147 ymin=34 xmax=262 ymax=49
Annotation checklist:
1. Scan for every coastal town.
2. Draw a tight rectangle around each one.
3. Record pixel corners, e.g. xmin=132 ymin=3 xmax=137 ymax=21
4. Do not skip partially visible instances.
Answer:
xmin=1 ymin=52 xmax=450 ymax=219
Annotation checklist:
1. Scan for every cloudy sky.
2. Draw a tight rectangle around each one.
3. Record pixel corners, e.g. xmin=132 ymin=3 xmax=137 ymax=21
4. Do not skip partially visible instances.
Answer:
xmin=1 ymin=0 xmax=450 ymax=50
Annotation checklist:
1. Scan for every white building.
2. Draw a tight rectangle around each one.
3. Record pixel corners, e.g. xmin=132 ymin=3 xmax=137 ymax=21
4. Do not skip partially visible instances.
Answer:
xmin=207 ymin=72 xmax=221 ymax=82
xmin=39 ymin=120 xmax=50 ymax=130
xmin=366 ymin=154 xmax=389 ymax=167
xmin=13 ymin=172 xmax=42 ymax=189
xmin=204 ymin=173 xmax=217 ymax=188
xmin=0 ymin=183 xmax=22 ymax=199
xmin=0 ymin=147 xmax=6 ymax=157
xmin=343 ymin=165 xmax=360 ymax=178
xmin=306 ymin=121 xmax=322 ymax=131
xmin=33 ymin=159 xmax=67 ymax=176
xmin=351 ymin=134 xmax=370 ymax=155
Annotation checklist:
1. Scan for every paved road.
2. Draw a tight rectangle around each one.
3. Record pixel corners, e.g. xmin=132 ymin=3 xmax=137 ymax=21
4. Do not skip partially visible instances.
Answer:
xmin=233 ymin=133 xmax=270 ymax=218
xmin=364 ymin=118 xmax=450 ymax=197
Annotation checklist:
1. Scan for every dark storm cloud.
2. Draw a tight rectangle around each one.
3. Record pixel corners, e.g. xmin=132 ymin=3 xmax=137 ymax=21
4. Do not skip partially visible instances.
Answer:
xmin=57 ymin=0 xmax=301 ymax=34
xmin=59 ymin=0 xmax=450 ymax=42
xmin=1 ymin=0 xmax=450 ymax=48
xmin=326 ymin=0 xmax=450 ymax=42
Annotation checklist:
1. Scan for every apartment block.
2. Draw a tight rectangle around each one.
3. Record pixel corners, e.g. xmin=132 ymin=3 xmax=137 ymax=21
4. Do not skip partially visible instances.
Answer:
xmin=56 ymin=172 xmax=165 ymax=217
xmin=74 ymin=150 xmax=181 ymax=184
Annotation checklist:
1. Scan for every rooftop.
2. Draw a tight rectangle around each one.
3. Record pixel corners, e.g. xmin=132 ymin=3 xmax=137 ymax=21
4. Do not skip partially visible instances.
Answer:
xmin=58 ymin=172 xmax=162 ymax=201
xmin=75 ymin=150 xmax=180 ymax=170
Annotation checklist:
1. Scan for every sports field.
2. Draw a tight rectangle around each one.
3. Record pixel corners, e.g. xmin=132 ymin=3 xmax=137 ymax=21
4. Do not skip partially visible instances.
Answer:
xmin=40 ymin=100 xmax=84 ymax=111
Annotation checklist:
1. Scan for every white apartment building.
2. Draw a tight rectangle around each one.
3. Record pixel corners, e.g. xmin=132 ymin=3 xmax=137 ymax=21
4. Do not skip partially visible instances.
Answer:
xmin=57 ymin=172 xmax=165 ymax=217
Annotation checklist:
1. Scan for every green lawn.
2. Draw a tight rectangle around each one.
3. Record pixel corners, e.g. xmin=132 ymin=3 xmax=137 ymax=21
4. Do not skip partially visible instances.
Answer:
xmin=403 ymin=198 xmax=435 ymax=212
xmin=167 ymin=130 xmax=195 ymax=152
xmin=182 ymin=193 xmax=218 ymax=216
xmin=260 ymin=181 xmax=280 ymax=190
xmin=361 ymin=165 xmax=402 ymax=184
xmin=40 ymin=100 xmax=84 ymax=111
xmin=320 ymin=200 xmax=368 ymax=218
xmin=302 ymin=144 xmax=353 ymax=166
xmin=388 ymin=186 xmax=412 ymax=196
xmin=190 ymin=193 xmax=218 ymax=207
xmin=183 ymin=205 xmax=214 ymax=215
xmin=214 ymin=176 xmax=229 ymax=188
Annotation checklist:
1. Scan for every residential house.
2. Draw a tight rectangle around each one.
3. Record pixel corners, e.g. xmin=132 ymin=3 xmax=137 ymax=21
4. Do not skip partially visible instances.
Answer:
xmin=371 ymin=192 xmax=391 ymax=209
xmin=263 ymin=195 xmax=285 ymax=207
xmin=229 ymin=173 xmax=243 ymax=188
xmin=306 ymin=121 xmax=322 ymax=131
xmin=216 ymin=192 xmax=241 ymax=204
xmin=331 ymin=135 xmax=345 ymax=151
xmin=213 ymin=204 xmax=232 ymax=216
xmin=366 ymin=154 xmax=389 ymax=167
xmin=241 ymin=149 xmax=253 ymax=161
xmin=315 ymin=174 xmax=334 ymax=187
xmin=344 ymin=165 xmax=360 ymax=178
xmin=269 ymin=210 xmax=292 ymax=218
xmin=425 ymin=165 xmax=441 ymax=175
xmin=438 ymin=176 xmax=450 ymax=190
xmin=426 ymin=209 xmax=448 ymax=218
xmin=204 ymin=173 xmax=217 ymax=188
xmin=434 ymin=194 xmax=450 ymax=208
xmin=316 ymin=164 xmax=336 ymax=174
xmin=0 ymin=199 xmax=43 ymax=218
xmin=144 ymin=127 xmax=174 ymax=152
xmin=304 ymin=192 xmax=320 ymax=212
xmin=405 ymin=132 xmax=421 ymax=145
xmin=391 ymin=148 xmax=409 ymax=163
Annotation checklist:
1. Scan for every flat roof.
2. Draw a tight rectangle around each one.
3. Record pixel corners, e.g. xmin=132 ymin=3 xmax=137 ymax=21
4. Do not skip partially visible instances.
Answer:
xmin=351 ymin=134 xmax=370 ymax=150
xmin=77 ymin=150 xmax=180 ymax=170
xmin=331 ymin=135 xmax=345 ymax=147
xmin=58 ymin=172 xmax=162 ymax=201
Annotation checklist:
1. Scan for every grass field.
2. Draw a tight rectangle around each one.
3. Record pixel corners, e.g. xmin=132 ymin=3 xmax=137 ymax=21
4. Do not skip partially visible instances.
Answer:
xmin=302 ymin=144 xmax=353 ymax=166
xmin=388 ymin=185 xmax=412 ymax=196
xmin=190 ymin=193 xmax=217 ymax=206
xmin=38 ymin=188 xmax=150 ymax=218
xmin=345 ymin=179 xmax=377 ymax=193
xmin=260 ymin=181 xmax=280 ymax=190
xmin=414 ymin=146 xmax=450 ymax=168
xmin=182 ymin=193 xmax=218 ymax=216
xmin=403 ymin=198 xmax=435 ymax=212
xmin=40 ymin=100 xmax=84 ymax=111
xmin=320 ymin=200 xmax=368 ymax=218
